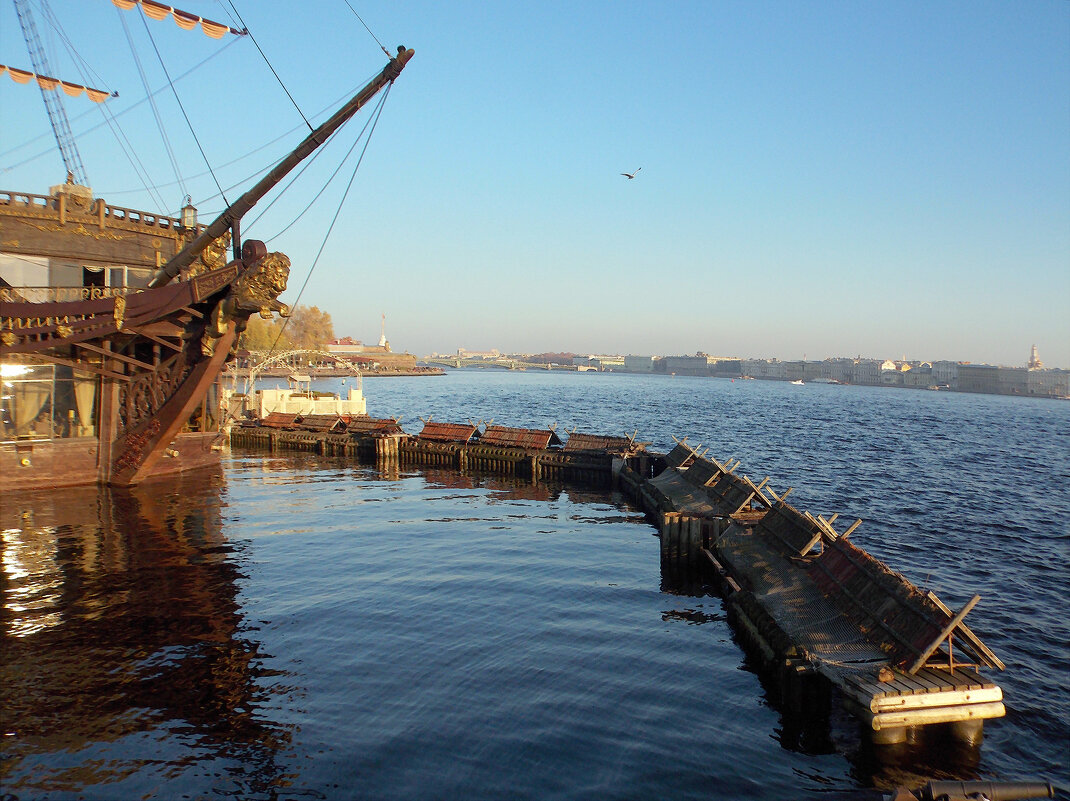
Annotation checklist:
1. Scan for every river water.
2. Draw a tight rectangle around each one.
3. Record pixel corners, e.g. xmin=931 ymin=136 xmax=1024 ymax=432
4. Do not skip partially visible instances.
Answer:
xmin=2 ymin=370 xmax=1067 ymax=800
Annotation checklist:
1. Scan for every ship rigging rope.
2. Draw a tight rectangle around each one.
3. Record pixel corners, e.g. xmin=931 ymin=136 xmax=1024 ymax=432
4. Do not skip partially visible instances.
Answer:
xmin=119 ymin=9 xmax=187 ymax=206
xmin=342 ymin=0 xmax=392 ymax=59
xmin=266 ymin=82 xmax=393 ymax=358
xmin=135 ymin=9 xmax=231 ymax=207
xmin=96 ymin=71 xmax=381 ymax=212
xmin=245 ymin=92 xmax=383 ymax=238
xmin=203 ymin=74 xmax=380 ymax=208
xmin=225 ymin=1 xmax=312 ymax=131
xmin=37 ymin=0 xmax=114 ymax=98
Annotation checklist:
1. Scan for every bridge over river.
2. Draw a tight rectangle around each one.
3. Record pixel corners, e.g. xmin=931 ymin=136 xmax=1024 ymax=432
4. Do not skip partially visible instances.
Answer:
xmin=422 ymin=357 xmax=581 ymax=370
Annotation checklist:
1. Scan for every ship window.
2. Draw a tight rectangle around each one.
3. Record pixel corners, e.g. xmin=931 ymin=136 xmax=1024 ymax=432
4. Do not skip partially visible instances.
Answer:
xmin=0 ymin=254 xmax=48 ymax=288
xmin=49 ymin=261 xmax=82 ymax=288
xmin=82 ymin=265 xmax=106 ymax=288
xmin=126 ymin=268 xmax=152 ymax=289
xmin=106 ymin=266 xmax=152 ymax=290
xmin=0 ymin=365 xmax=97 ymax=442
xmin=1 ymin=364 xmax=55 ymax=442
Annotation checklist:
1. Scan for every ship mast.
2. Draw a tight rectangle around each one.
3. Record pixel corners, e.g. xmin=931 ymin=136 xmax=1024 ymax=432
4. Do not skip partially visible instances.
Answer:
xmin=149 ymin=45 xmax=414 ymax=288
xmin=13 ymin=0 xmax=88 ymax=185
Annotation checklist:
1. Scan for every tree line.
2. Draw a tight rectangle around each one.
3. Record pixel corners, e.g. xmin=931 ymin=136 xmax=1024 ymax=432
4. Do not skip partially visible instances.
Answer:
xmin=238 ymin=305 xmax=335 ymax=354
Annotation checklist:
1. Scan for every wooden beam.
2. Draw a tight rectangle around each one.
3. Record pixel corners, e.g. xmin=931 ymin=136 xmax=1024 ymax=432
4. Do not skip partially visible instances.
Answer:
xmin=21 ymin=351 xmax=130 ymax=381
xmin=123 ymin=326 xmax=183 ymax=351
xmin=842 ymin=519 xmax=863 ymax=538
xmin=111 ymin=323 xmax=236 ymax=484
xmin=742 ymin=475 xmax=771 ymax=509
xmin=926 ymin=591 xmax=1005 ymax=670
xmin=908 ymin=595 xmax=981 ymax=675
xmin=73 ymin=341 xmax=155 ymax=371
xmin=814 ymin=513 xmax=840 ymax=540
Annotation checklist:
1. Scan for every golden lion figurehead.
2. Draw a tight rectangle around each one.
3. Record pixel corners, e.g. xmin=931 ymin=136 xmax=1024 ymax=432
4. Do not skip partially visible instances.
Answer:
xmin=234 ymin=250 xmax=290 ymax=316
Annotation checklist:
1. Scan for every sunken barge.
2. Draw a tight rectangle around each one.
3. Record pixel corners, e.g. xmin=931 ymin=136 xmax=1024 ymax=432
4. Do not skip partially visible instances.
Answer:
xmin=229 ymin=415 xmax=1005 ymax=747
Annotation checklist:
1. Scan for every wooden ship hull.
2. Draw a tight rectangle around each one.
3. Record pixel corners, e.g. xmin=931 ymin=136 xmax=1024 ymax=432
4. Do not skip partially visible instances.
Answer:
xmin=1 ymin=46 xmax=414 ymax=491
xmin=0 ymin=185 xmax=289 ymax=490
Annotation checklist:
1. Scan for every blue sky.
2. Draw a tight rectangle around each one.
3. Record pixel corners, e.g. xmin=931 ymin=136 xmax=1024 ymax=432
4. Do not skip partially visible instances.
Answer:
xmin=2 ymin=1 xmax=1068 ymax=365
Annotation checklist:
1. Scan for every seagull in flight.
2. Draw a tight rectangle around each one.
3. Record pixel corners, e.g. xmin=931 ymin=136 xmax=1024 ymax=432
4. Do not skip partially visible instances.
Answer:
xmin=621 ymin=167 xmax=641 ymax=179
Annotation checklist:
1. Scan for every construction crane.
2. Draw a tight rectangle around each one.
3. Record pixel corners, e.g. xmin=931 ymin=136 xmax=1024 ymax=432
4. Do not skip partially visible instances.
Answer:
xmin=13 ymin=0 xmax=89 ymax=185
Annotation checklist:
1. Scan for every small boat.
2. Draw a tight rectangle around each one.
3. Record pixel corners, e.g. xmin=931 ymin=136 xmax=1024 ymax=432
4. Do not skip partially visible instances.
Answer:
xmin=790 ymin=379 xmax=805 ymax=385
xmin=225 ymin=374 xmax=366 ymax=421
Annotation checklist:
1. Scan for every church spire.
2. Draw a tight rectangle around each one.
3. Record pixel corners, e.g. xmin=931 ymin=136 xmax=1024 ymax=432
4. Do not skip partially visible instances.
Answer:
xmin=378 ymin=313 xmax=390 ymax=351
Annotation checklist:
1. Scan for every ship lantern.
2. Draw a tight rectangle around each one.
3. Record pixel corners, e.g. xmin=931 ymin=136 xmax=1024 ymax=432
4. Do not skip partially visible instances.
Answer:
xmin=180 ymin=196 xmax=197 ymax=230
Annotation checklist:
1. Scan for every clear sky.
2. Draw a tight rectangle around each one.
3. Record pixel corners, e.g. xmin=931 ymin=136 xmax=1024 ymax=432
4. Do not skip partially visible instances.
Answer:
xmin=3 ymin=1 xmax=1068 ymax=366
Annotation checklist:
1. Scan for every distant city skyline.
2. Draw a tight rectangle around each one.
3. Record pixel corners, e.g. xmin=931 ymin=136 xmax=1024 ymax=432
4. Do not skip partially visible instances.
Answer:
xmin=2 ymin=2 xmax=1066 ymax=368
xmin=337 ymin=316 xmax=1067 ymax=369
xmin=414 ymin=343 xmax=1065 ymax=370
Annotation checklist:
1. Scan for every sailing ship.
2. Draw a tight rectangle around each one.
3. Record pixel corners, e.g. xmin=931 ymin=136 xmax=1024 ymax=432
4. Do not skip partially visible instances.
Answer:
xmin=0 ymin=3 xmax=413 ymax=490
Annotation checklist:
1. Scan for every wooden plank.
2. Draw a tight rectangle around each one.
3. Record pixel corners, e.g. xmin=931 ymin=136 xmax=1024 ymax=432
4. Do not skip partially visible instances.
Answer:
xmin=869 ymin=700 xmax=1005 ymax=730
xmin=921 ymin=666 xmax=970 ymax=689
xmin=73 ymin=340 xmax=155 ymax=371
xmin=887 ymin=673 xmax=929 ymax=695
xmin=871 ymin=684 xmax=1002 ymax=713
xmin=855 ymin=678 xmax=894 ymax=700
xmin=918 ymin=666 xmax=990 ymax=692
xmin=908 ymin=595 xmax=980 ymax=675
xmin=27 ymin=351 xmax=130 ymax=381
xmin=903 ymin=670 xmax=945 ymax=693
xmin=123 ymin=327 xmax=183 ymax=351
xmin=842 ymin=519 xmax=863 ymax=538
xmin=926 ymin=591 xmax=1005 ymax=670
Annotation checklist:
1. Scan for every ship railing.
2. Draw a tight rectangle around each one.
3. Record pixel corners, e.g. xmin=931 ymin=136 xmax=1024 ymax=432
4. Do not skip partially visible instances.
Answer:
xmin=100 ymin=202 xmax=187 ymax=232
xmin=0 ymin=190 xmax=55 ymax=211
xmin=1 ymin=190 xmax=194 ymax=234
xmin=0 ymin=285 xmax=141 ymax=303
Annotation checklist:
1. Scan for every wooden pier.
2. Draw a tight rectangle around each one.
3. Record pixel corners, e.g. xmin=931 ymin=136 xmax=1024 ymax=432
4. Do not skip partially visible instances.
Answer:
xmin=228 ymin=417 xmax=635 ymax=484
xmin=622 ymin=441 xmax=1005 ymax=746
xmin=228 ymin=416 xmax=1005 ymax=747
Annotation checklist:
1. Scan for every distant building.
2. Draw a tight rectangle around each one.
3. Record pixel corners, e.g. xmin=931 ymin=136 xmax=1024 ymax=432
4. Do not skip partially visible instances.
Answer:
xmin=624 ymin=355 xmax=655 ymax=372
xmin=709 ymin=357 xmax=743 ymax=378
xmin=1027 ymin=368 xmax=1069 ymax=397
xmin=661 ymin=355 xmax=710 ymax=376
xmin=741 ymin=358 xmax=784 ymax=380
xmin=845 ymin=359 xmax=880 ymax=385
xmin=903 ymin=363 xmax=933 ymax=388
xmin=324 ymin=316 xmax=418 ymax=371
xmin=327 ymin=336 xmax=389 ymax=356
xmin=592 ymin=355 xmax=625 ymax=370
xmin=932 ymin=361 xmax=960 ymax=388
xmin=997 ymin=367 xmax=1029 ymax=395
xmin=457 ymin=348 xmax=501 ymax=359
xmin=1028 ymin=345 xmax=1044 ymax=369
xmin=958 ymin=363 xmax=1000 ymax=394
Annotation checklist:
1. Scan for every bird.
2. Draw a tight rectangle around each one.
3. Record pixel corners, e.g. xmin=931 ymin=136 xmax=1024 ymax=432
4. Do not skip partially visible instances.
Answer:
xmin=621 ymin=167 xmax=641 ymax=179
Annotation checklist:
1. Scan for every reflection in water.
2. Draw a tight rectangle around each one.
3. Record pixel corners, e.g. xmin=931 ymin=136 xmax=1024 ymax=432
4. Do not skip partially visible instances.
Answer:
xmin=0 ymin=469 xmax=293 ymax=798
